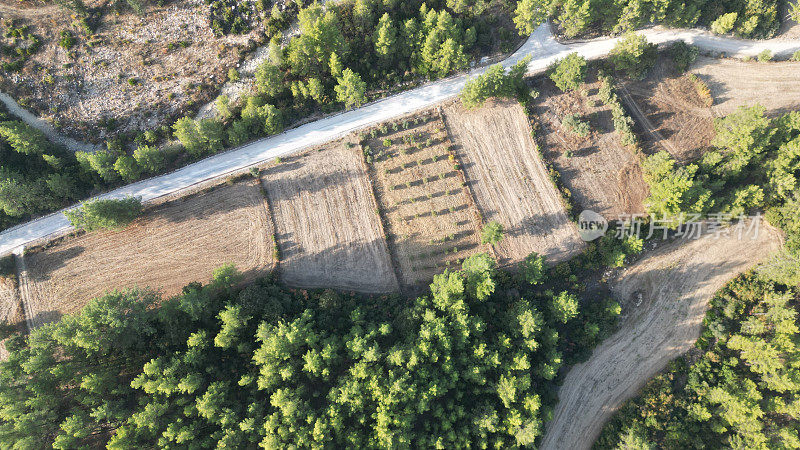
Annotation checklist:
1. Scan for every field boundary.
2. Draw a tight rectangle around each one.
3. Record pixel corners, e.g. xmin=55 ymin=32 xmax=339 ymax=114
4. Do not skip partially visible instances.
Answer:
xmin=13 ymin=253 xmax=33 ymax=333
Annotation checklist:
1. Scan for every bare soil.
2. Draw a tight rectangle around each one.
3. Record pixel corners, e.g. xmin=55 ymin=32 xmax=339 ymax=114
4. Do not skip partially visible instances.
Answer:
xmin=623 ymin=58 xmax=716 ymax=161
xmin=531 ymin=77 xmax=649 ymax=221
xmin=364 ymin=110 xmax=489 ymax=288
xmin=0 ymin=0 xmax=257 ymax=141
xmin=443 ymin=98 xmax=585 ymax=266
xmin=261 ymin=142 xmax=399 ymax=293
xmin=22 ymin=180 xmax=274 ymax=328
xmin=540 ymin=223 xmax=783 ymax=450
xmin=0 ymin=276 xmax=23 ymax=359
xmin=692 ymin=56 xmax=800 ymax=117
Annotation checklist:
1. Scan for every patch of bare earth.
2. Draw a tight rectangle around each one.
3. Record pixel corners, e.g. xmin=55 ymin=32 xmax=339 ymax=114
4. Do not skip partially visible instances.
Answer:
xmin=365 ymin=111 xmax=489 ymax=288
xmin=443 ymin=98 xmax=585 ymax=266
xmin=692 ymin=56 xmax=800 ymax=117
xmin=540 ymin=223 xmax=782 ymax=450
xmin=0 ymin=0 xmax=257 ymax=141
xmin=261 ymin=142 xmax=399 ymax=294
xmin=0 ymin=275 xmax=23 ymax=359
xmin=531 ymin=76 xmax=649 ymax=221
xmin=623 ymin=58 xmax=716 ymax=161
xmin=22 ymin=180 xmax=274 ymax=328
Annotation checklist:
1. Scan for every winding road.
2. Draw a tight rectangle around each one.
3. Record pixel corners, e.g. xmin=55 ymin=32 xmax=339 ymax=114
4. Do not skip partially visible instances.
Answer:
xmin=0 ymin=23 xmax=799 ymax=256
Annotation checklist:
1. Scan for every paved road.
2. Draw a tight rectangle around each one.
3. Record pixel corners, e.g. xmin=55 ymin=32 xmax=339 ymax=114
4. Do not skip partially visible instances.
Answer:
xmin=1 ymin=24 xmax=799 ymax=256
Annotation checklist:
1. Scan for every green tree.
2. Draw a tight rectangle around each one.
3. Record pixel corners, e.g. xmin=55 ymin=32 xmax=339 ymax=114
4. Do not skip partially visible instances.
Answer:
xmin=65 ymin=197 xmax=143 ymax=231
xmin=0 ymin=121 xmax=50 ymax=155
xmin=550 ymin=291 xmax=579 ymax=323
xmin=513 ymin=0 xmax=549 ymax=36
xmin=334 ymin=68 xmax=367 ymax=109
xmin=711 ymin=12 xmax=737 ymax=34
xmin=374 ymin=13 xmax=397 ymax=58
xmin=113 ymin=155 xmax=142 ymax=182
xmin=255 ymin=61 xmax=284 ymax=97
xmin=549 ymin=52 xmax=587 ymax=92
xmin=481 ymin=220 xmax=504 ymax=245
xmin=521 ymin=252 xmax=545 ymax=285
xmin=610 ymin=33 xmax=657 ymax=79
xmin=133 ymin=145 xmax=165 ymax=174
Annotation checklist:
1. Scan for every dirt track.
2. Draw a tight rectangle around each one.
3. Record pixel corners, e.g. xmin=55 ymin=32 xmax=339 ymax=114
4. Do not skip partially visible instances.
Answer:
xmin=443 ymin=99 xmax=584 ymax=266
xmin=261 ymin=143 xmax=398 ymax=293
xmin=540 ymin=223 xmax=782 ymax=450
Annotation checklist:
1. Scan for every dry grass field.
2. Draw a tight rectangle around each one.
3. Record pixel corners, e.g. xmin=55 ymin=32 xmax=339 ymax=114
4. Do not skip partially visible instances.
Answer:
xmin=444 ymin=99 xmax=585 ymax=266
xmin=261 ymin=142 xmax=399 ymax=293
xmin=623 ymin=58 xmax=716 ymax=161
xmin=363 ymin=110 xmax=488 ymax=287
xmin=22 ymin=180 xmax=274 ymax=328
xmin=541 ymin=223 xmax=782 ymax=450
xmin=0 ymin=268 xmax=23 ymax=359
xmin=692 ymin=56 xmax=800 ymax=117
xmin=531 ymin=77 xmax=649 ymax=221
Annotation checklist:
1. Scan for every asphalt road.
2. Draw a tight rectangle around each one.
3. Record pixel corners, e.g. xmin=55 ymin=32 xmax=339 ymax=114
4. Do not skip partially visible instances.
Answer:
xmin=0 ymin=23 xmax=798 ymax=256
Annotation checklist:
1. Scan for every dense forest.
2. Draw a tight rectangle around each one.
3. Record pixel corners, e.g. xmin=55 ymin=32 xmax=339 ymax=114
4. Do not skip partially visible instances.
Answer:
xmin=0 ymin=245 xmax=635 ymax=448
xmin=596 ymin=272 xmax=800 ymax=448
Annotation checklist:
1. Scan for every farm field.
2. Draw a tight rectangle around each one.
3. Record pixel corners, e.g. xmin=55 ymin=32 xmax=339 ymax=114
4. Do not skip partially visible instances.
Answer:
xmin=530 ymin=76 xmax=648 ymax=221
xmin=622 ymin=58 xmax=716 ymax=161
xmin=363 ymin=110 xmax=488 ymax=287
xmin=261 ymin=142 xmax=398 ymax=293
xmin=540 ymin=223 xmax=782 ymax=450
xmin=692 ymin=56 xmax=800 ymax=117
xmin=444 ymin=98 xmax=585 ymax=266
xmin=21 ymin=180 xmax=274 ymax=329
xmin=0 ymin=269 xmax=23 ymax=360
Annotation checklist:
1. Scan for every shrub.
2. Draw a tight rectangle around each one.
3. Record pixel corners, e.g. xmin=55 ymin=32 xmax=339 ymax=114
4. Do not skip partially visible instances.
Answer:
xmin=562 ymin=114 xmax=590 ymax=137
xmin=610 ymin=33 xmax=656 ymax=79
xmin=792 ymin=50 xmax=800 ymax=62
xmin=549 ymin=52 xmax=587 ymax=92
xmin=65 ymin=197 xmax=143 ymax=231
xmin=133 ymin=145 xmax=165 ymax=173
xmin=227 ymin=68 xmax=240 ymax=82
xmin=710 ymin=12 xmax=737 ymax=35
xmin=757 ymin=49 xmax=772 ymax=62
xmin=481 ymin=221 xmax=504 ymax=245
xmin=669 ymin=41 xmax=698 ymax=73
xmin=58 ymin=30 xmax=76 ymax=50
xmin=460 ymin=56 xmax=531 ymax=108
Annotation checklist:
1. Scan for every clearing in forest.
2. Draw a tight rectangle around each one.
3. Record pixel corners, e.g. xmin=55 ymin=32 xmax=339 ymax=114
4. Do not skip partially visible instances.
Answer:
xmin=531 ymin=76 xmax=649 ymax=222
xmin=692 ymin=56 xmax=800 ymax=117
xmin=261 ymin=142 xmax=398 ymax=293
xmin=622 ymin=57 xmax=716 ymax=161
xmin=540 ymin=223 xmax=782 ymax=450
xmin=444 ymin=98 xmax=585 ymax=266
xmin=363 ymin=110 xmax=488 ymax=288
xmin=22 ymin=180 xmax=275 ymax=329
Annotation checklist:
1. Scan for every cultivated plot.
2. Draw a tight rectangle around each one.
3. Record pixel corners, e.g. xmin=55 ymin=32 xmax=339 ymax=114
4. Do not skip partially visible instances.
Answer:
xmin=444 ymin=98 xmax=585 ymax=265
xmin=261 ymin=142 xmax=399 ymax=293
xmin=22 ymin=180 xmax=274 ymax=328
xmin=623 ymin=58 xmax=715 ymax=161
xmin=540 ymin=224 xmax=782 ymax=450
xmin=364 ymin=111 xmax=488 ymax=287
xmin=692 ymin=56 xmax=800 ymax=117
xmin=532 ymin=77 xmax=649 ymax=221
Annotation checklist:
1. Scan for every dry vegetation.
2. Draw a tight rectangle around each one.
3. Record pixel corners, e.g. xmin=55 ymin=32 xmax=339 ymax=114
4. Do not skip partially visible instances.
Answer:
xmin=363 ymin=110 xmax=488 ymax=288
xmin=622 ymin=58 xmax=716 ymax=161
xmin=443 ymin=98 xmax=585 ymax=266
xmin=21 ymin=179 xmax=274 ymax=328
xmin=0 ymin=0 xmax=256 ymax=141
xmin=0 ymin=267 xmax=23 ymax=359
xmin=261 ymin=142 xmax=398 ymax=293
xmin=531 ymin=75 xmax=649 ymax=220
xmin=540 ymin=223 xmax=783 ymax=450
xmin=692 ymin=56 xmax=800 ymax=117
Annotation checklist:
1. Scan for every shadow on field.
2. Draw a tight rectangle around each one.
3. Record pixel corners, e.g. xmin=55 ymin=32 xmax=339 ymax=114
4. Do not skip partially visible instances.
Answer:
xmin=29 ymin=246 xmax=85 ymax=281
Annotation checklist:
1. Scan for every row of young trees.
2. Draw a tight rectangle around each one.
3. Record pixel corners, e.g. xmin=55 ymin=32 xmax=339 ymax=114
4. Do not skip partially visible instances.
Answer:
xmin=0 ymin=247 xmax=625 ymax=448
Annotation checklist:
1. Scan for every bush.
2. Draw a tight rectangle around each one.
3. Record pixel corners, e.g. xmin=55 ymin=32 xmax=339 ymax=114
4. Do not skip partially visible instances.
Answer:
xmin=227 ymin=67 xmax=240 ymax=82
xmin=562 ymin=114 xmax=590 ymax=137
xmin=481 ymin=220 xmax=504 ymax=245
xmin=757 ymin=49 xmax=772 ymax=62
xmin=58 ymin=30 xmax=76 ymax=50
xmin=710 ymin=12 xmax=737 ymax=35
xmin=792 ymin=50 xmax=800 ymax=62
xmin=669 ymin=41 xmax=698 ymax=73
xmin=133 ymin=145 xmax=165 ymax=173
xmin=65 ymin=197 xmax=143 ymax=231
xmin=460 ymin=56 xmax=531 ymax=108
xmin=610 ymin=33 xmax=656 ymax=80
xmin=549 ymin=52 xmax=586 ymax=92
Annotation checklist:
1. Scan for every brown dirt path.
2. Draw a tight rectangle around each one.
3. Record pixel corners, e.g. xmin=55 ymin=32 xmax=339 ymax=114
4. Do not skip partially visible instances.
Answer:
xmin=540 ymin=223 xmax=782 ymax=450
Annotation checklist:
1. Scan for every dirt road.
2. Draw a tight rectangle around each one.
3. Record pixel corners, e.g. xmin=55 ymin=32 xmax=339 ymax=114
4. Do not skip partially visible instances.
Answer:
xmin=539 ymin=224 xmax=782 ymax=450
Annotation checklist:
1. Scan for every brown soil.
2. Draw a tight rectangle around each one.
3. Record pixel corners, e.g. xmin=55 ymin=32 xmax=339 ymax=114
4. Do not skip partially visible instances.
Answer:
xmin=22 ymin=180 xmax=274 ymax=328
xmin=532 ymin=76 xmax=649 ymax=221
xmin=261 ymin=142 xmax=399 ymax=294
xmin=540 ymin=222 xmax=783 ymax=450
xmin=0 ymin=0 xmax=257 ymax=141
xmin=0 ymin=276 xmax=23 ymax=359
xmin=692 ymin=56 xmax=800 ymax=117
xmin=443 ymin=98 xmax=585 ymax=266
xmin=623 ymin=58 xmax=716 ymax=161
xmin=364 ymin=110 xmax=489 ymax=288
